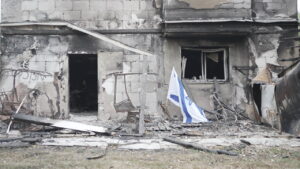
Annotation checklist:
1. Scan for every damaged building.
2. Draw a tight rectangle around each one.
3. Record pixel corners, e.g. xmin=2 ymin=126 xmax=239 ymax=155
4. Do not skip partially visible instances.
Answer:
xmin=0 ymin=0 xmax=299 ymax=135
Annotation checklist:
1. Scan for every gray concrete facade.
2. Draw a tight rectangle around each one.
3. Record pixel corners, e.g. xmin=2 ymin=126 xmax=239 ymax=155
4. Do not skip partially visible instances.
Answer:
xmin=0 ymin=0 xmax=298 ymax=128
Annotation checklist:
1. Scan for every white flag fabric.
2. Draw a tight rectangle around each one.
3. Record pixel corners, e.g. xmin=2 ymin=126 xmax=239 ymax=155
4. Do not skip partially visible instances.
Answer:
xmin=167 ymin=68 xmax=208 ymax=123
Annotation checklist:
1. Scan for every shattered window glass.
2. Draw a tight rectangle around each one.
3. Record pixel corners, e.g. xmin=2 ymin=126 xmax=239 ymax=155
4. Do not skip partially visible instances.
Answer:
xmin=182 ymin=48 xmax=227 ymax=81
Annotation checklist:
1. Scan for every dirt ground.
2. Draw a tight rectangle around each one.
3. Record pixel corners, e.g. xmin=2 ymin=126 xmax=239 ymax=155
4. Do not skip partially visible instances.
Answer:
xmin=0 ymin=145 xmax=299 ymax=169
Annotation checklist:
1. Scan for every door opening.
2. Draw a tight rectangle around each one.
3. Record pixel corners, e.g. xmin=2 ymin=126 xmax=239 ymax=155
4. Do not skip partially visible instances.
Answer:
xmin=69 ymin=54 xmax=98 ymax=113
xmin=252 ymin=84 xmax=262 ymax=117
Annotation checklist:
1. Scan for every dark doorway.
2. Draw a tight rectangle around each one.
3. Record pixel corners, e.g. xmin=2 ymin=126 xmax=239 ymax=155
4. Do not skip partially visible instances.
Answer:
xmin=69 ymin=54 xmax=98 ymax=113
xmin=252 ymin=84 xmax=262 ymax=116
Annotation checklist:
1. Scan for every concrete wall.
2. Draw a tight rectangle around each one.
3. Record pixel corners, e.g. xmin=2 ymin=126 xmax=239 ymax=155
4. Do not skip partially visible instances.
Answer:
xmin=247 ymin=25 xmax=298 ymax=124
xmin=164 ymin=0 xmax=252 ymax=21
xmin=0 ymin=0 xmax=298 ymax=124
xmin=276 ymin=62 xmax=300 ymax=135
xmin=252 ymin=0 xmax=297 ymax=21
xmin=1 ymin=0 xmax=162 ymax=29
xmin=161 ymin=25 xmax=298 ymax=121
xmin=0 ymin=35 xmax=69 ymax=118
xmin=0 ymin=0 xmax=163 ymax=121
xmin=164 ymin=0 xmax=297 ymax=21
xmin=163 ymin=37 xmax=250 ymax=118
xmin=0 ymin=32 xmax=163 ymax=120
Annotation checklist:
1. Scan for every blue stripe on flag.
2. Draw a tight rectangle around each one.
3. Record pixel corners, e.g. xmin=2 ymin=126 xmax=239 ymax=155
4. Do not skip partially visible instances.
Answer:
xmin=170 ymin=94 xmax=179 ymax=103
xmin=178 ymin=78 xmax=192 ymax=123
xmin=196 ymin=105 xmax=205 ymax=116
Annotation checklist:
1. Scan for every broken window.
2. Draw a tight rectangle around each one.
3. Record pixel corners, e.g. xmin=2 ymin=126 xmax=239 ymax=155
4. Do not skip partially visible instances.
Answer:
xmin=69 ymin=54 xmax=98 ymax=113
xmin=181 ymin=48 xmax=228 ymax=81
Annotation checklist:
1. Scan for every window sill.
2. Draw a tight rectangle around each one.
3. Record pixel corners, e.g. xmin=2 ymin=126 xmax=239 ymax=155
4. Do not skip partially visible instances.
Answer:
xmin=183 ymin=79 xmax=229 ymax=84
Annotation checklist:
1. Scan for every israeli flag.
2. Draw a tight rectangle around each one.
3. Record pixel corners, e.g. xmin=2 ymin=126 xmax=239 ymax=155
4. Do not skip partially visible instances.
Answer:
xmin=167 ymin=68 xmax=208 ymax=123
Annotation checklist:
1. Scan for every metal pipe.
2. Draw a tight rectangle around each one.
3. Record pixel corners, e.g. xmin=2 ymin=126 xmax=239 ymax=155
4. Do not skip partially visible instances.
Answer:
xmin=0 ymin=21 xmax=155 ymax=57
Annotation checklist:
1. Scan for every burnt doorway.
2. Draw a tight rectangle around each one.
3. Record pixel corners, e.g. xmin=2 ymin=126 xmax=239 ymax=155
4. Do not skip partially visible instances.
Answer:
xmin=69 ymin=54 xmax=98 ymax=113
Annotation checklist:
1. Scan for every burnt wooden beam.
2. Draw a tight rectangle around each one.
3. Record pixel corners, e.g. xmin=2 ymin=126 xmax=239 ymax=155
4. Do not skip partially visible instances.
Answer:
xmin=163 ymin=137 xmax=238 ymax=156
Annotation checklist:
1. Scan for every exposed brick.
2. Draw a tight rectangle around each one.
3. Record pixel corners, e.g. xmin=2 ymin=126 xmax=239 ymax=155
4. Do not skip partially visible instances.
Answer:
xmin=129 ymin=82 xmax=140 ymax=92
xmin=125 ymin=74 xmax=140 ymax=83
xmin=103 ymin=10 xmax=116 ymax=20
xmin=130 ymin=61 xmax=141 ymax=73
xmin=124 ymin=0 xmax=139 ymax=11
xmin=234 ymin=0 xmax=250 ymax=2
xmin=88 ymin=21 xmax=98 ymax=29
xmin=22 ymin=11 xmax=30 ymax=21
xmin=107 ymin=0 xmax=124 ymax=11
xmin=73 ymin=20 xmax=90 ymax=29
xmin=234 ymin=3 xmax=250 ymax=9
xmin=81 ymin=11 xmax=98 ymax=20
xmin=125 ymin=55 xmax=140 ymax=62
xmin=63 ymin=10 xmax=81 ymax=20
xmin=45 ymin=61 xmax=60 ymax=72
xmin=38 ymin=0 xmax=55 ymax=11
xmin=218 ymin=3 xmax=234 ymax=9
xmin=108 ymin=20 xmax=121 ymax=29
xmin=140 ymin=0 xmax=153 ymax=10
xmin=128 ymin=92 xmax=140 ymax=106
xmin=266 ymin=2 xmax=283 ymax=10
xmin=21 ymin=0 xmax=38 ymax=10
xmin=122 ymin=62 xmax=131 ymax=73
xmin=146 ymin=92 xmax=158 ymax=114
xmin=123 ymin=20 xmax=138 ymax=29
xmin=146 ymin=75 xmax=157 ymax=82
xmin=144 ymin=82 xmax=158 ymax=92
xmin=147 ymin=10 xmax=158 ymax=19
xmin=48 ymin=11 xmax=63 ymax=19
xmin=73 ymin=0 xmax=89 ymax=10
xmin=271 ymin=0 xmax=284 ymax=3
xmin=26 ymin=10 xmax=48 ymax=21
xmin=135 ymin=11 xmax=149 ymax=20
xmin=55 ymin=0 xmax=73 ymax=11
xmin=116 ymin=80 xmax=126 ymax=93
xmin=90 ymin=0 xmax=107 ymax=10
xmin=95 ymin=20 xmax=109 ymax=29
xmin=115 ymin=10 xmax=131 ymax=21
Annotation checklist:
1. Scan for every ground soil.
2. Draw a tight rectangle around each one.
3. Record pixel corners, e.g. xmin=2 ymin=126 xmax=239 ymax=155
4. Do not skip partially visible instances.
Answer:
xmin=0 ymin=145 xmax=299 ymax=169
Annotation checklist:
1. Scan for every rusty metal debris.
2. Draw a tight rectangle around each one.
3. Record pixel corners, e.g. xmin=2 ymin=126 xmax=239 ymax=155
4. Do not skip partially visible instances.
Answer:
xmin=113 ymin=73 xmax=136 ymax=113
xmin=6 ymin=95 xmax=28 ymax=134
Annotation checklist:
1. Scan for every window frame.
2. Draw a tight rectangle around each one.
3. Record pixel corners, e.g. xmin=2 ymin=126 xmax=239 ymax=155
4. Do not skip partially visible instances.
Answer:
xmin=181 ymin=47 xmax=229 ymax=83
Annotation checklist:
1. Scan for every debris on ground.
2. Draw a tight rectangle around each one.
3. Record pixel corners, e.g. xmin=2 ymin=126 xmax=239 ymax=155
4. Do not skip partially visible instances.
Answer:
xmin=163 ymin=137 xmax=238 ymax=156
xmin=0 ymin=117 xmax=299 ymax=153
xmin=12 ymin=113 xmax=108 ymax=134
